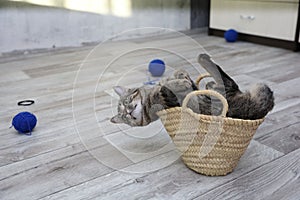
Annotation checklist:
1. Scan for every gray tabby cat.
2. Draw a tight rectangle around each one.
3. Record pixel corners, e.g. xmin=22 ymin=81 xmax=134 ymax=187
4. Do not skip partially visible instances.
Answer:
xmin=111 ymin=53 xmax=274 ymax=126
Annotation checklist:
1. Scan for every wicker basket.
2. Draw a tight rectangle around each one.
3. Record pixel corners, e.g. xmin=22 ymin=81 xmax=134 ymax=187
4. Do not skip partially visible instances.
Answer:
xmin=157 ymin=75 xmax=264 ymax=176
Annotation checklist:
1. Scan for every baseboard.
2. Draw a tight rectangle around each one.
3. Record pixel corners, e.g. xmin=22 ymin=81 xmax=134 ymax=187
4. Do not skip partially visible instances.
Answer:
xmin=208 ymin=28 xmax=299 ymax=51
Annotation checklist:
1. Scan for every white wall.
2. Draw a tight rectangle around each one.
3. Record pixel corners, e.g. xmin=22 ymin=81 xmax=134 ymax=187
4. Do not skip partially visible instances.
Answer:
xmin=0 ymin=0 xmax=190 ymax=53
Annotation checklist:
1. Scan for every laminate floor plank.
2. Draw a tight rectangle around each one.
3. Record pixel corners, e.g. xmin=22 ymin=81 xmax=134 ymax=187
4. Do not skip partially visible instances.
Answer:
xmin=194 ymin=148 xmax=300 ymax=200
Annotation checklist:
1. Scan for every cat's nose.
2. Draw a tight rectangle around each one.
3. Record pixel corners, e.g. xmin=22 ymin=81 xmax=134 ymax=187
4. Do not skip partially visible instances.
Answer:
xmin=127 ymin=104 xmax=134 ymax=110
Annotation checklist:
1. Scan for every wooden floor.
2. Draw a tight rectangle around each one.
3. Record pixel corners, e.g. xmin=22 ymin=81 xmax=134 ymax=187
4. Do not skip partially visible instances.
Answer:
xmin=1 ymin=29 xmax=300 ymax=200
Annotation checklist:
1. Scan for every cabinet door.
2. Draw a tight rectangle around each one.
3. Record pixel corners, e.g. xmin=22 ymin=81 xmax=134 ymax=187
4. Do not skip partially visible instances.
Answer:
xmin=210 ymin=0 xmax=299 ymax=41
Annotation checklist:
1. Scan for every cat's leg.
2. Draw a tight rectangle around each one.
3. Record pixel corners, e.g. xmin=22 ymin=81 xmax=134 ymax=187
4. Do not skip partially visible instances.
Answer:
xmin=164 ymin=79 xmax=193 ymax=92
xmin=159 ymin=70 xmax=196 ymax=90
xmin=160 ymin=86 xmax=180 ymax=108
xmin=205 ymin=81 xmax=228 ymax=95
xmin=198 ymin=54 xmax=239 ymax=92
xmin=205 ymin=81 xmax=216 ymax=90
xmin=164 ymin=75 xmax=223 ymax=115
xmin=158 ymin=77 xmax=169 ymax=86
xmin=173 ymin=69 xmax=190 ymax=79
xmin=173 ymin=69 xmax=198 ymax=90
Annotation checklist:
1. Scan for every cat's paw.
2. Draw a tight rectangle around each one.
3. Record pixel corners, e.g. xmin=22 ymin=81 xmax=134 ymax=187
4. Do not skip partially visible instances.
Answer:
xmin=174 ymin=69 xmax=190 ymax=80
xmin=205 ymin=81 xmax=217 ymax=90
xmin=182 ymin=79 xmax=193 ymax=88
xmin=198 ymin=53 xmax=211 ymax=62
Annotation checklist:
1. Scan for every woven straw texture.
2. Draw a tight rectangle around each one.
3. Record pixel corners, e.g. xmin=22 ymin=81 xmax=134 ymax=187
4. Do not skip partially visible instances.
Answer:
xmin=157 ymin=88 xmax=264 ymax=176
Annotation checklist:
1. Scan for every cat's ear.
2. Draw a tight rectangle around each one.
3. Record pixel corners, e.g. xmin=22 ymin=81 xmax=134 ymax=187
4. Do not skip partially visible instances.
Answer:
xmin=113 ymin=86 xmax=127 ymax=97
xmin=110 ymin=115 xmax=123 ymax=123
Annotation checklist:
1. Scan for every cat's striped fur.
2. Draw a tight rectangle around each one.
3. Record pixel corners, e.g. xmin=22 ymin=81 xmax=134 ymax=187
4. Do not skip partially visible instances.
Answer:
xmin=111 ymin=70 xmax=196 ymax=126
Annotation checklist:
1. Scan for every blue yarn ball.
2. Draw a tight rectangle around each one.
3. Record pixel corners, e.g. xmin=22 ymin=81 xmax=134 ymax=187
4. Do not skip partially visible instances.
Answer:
xmin=12 ymin=112 xmax=37 ymax=135
xmin=148 ymin=59 xmax=165 ymax=77
xmin=224 ymin=29 xmax=238 ymax=42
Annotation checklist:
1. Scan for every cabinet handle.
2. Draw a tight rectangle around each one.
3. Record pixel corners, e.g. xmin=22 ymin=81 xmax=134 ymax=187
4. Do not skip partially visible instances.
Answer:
xmin=240 ymin=15 xmax=255 ymax=20
xmin=248 ymin=15 xmax=255 ymax=20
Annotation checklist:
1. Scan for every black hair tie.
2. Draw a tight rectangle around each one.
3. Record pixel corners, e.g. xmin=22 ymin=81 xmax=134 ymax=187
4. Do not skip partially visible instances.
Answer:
xmin=18 ymin=100 xmax=35 ymax=106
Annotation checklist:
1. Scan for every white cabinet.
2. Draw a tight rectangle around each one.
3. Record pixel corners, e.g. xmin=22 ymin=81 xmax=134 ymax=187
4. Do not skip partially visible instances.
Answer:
xmin=209 ymin=0 xmax=300 ymax=50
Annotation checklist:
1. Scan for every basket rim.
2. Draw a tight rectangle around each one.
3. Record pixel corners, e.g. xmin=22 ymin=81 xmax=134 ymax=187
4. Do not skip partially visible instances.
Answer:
xmin=156 ymin=106 xmax=265 ymax=125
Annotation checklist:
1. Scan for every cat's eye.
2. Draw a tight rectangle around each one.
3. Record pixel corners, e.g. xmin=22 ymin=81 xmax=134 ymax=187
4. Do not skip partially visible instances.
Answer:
xmin=124 ymin=98 xmax=131 ymax=105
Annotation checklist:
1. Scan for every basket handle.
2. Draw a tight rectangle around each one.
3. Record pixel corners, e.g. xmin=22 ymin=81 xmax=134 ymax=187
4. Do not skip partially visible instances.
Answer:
xmin=182 ymin=90 xmax=229 ymax=117
xmin=195 ymin=73 xmax=211 ymax=88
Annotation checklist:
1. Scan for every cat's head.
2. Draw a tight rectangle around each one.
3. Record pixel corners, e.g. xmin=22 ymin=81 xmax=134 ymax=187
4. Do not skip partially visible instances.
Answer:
xmin=110 ymin=86 xmax=143 ymax=126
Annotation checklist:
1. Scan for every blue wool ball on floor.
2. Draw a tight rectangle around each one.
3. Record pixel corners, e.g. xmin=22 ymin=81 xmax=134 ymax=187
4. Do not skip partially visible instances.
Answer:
xmin=12 ymin=111 xmax=37 ymax=135
xmin=224 ymin=29 xmax=238 ymax=42
xmin=148 ymin=59 xmax=165 ymax=77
